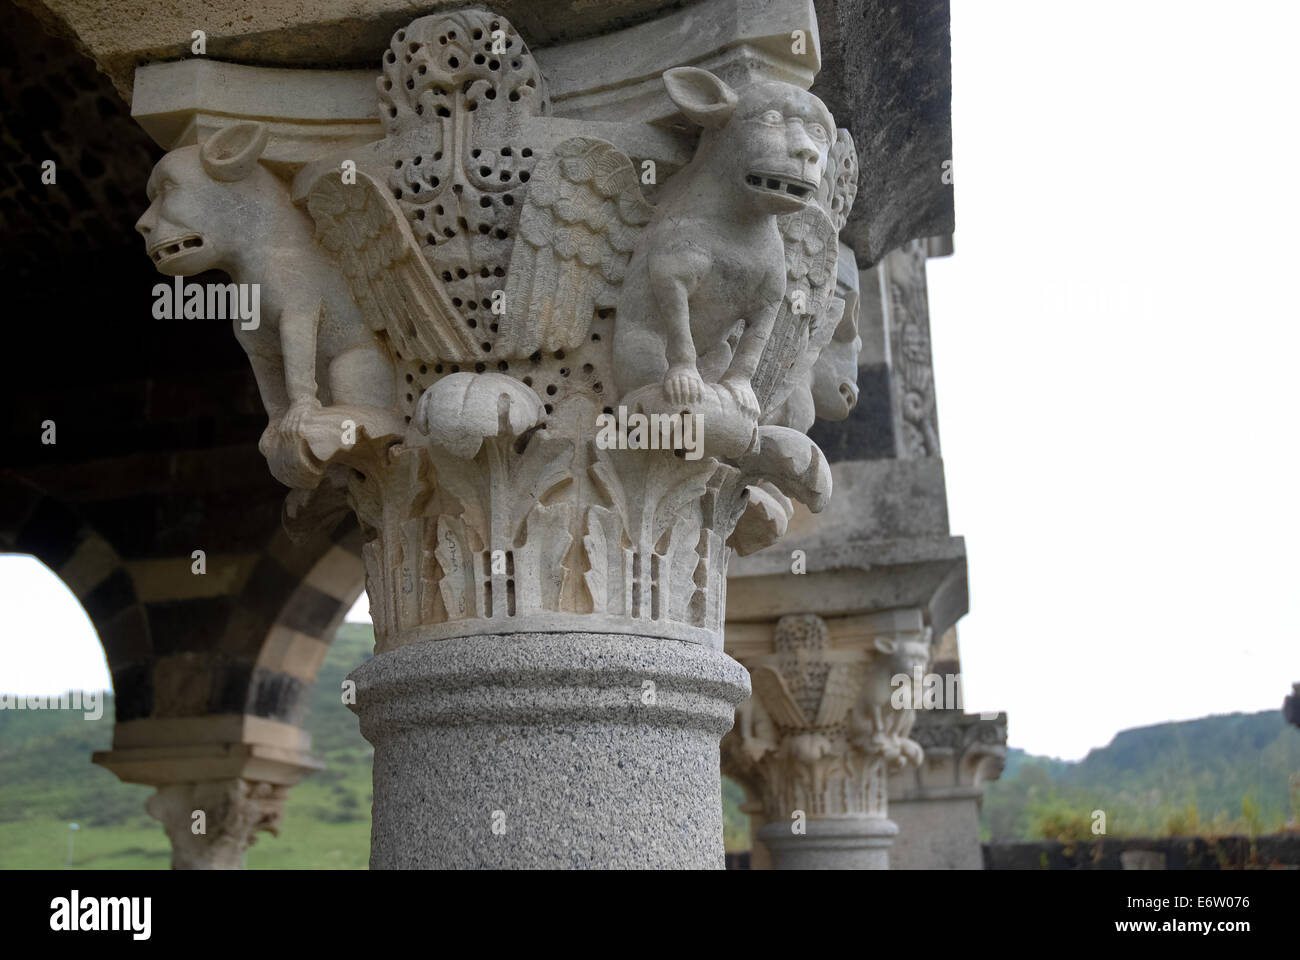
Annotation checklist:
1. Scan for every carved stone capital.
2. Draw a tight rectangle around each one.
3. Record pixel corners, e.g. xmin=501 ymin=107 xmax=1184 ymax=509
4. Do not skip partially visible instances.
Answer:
xmin=145 ymin=779 xmax=288 ymax=870
xmin=135 ymin=9 xmax=862 ymax=655
xmin=891 ymin=709 xmax=1008 ymax=800
xmin=723 ymin=610 xmax=933 ymax=825
xmin=123 ymin=5 xmax=870 ymax=869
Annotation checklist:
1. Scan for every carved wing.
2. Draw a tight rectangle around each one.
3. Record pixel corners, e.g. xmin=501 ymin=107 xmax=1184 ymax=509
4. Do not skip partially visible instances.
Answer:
xmin=497 ymin=137 xmax=653 ymax=357
xmin=751 ymin=204 xmax=841 ymax=416
xmin=815 ymin=662 xmax=867 ymax=728
xmin=760 ymin=295 xmax=844 ymax=428
xmin=751 ymin=664 xmax=808 ymax=729
xmin=308 ymin=170 xmax=482 ymax=362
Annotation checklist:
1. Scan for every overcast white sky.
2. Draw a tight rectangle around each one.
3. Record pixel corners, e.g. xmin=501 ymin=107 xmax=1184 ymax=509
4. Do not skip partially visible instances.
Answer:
xmin=927 ymin=0 xmax=1300 ymax=757
xmin=1 ymin=0 xmax=1297 ymax=761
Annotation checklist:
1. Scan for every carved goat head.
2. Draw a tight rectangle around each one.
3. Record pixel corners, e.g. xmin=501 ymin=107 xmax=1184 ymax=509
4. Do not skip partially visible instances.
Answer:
xmin=873 ymin=628 xmax=934 ymax=680
xmin=663 ymin=66 xmax=835 ymax=215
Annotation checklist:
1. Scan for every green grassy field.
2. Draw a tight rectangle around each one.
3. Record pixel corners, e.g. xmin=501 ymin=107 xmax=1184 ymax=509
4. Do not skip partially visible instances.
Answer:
xmin=982 ymin=711 xmax=1300 ymax=843
xmin=0 ymin=623 xmax=750 ymax=868
xmin=1 ymin=624 xmax=384 ymax=869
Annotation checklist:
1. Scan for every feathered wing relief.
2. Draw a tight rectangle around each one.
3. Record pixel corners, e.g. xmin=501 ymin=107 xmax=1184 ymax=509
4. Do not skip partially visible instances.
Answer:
xmin=751 ymin=203 xmax=842 ymax=417
xmin=499 ymin=137 xmax=654 ymax=357
xmin=816 ymin=663 xmax=868 ymax=728
xmin=751 ymin=665 xmax=808 ymax=729
xmin=309 ymin=136 xmax=655 ymax=371
xmin=308 ymin=170 xmax=483 ymax=362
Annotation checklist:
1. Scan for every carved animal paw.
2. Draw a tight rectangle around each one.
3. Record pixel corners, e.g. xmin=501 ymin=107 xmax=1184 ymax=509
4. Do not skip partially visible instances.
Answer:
xmin=258 ymin=422 xmax=277 ymax=459
xmin=663 ymin=365 xmax=706 ymax=406
xmin=279 ymin=399 xmax=323 ymax=440
xmin=869 ymin=731 xmax=896 ymax=758
xmin=721 ymin=377 xmax=761 ymax=421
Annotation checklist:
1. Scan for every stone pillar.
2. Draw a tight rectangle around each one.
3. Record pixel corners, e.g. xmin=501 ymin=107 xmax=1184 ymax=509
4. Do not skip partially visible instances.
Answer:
xmin=761 ymin=818 xmax=898 ymax=870
xmin=726 ymin=225 xmax=1005 ymax=867
xmin=723 ymin=611 xmax=929 ymax=869
xmin=888 ymin=705 xmax=1007 ymax=870
xmin=145 ymin=779 xmax=288 ymax=870
xmin=354 ymin=633 xmax=745 ymax=868
xmin=94 ymin=725 xmax=321 ymax=869
xmin=124 ymin=5 xmax=860 ymax=867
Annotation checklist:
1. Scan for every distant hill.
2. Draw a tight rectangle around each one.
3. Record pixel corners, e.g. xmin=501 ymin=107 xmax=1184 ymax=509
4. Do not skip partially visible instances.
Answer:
xmin=982 ymin=711 xmax=1300 ymax=842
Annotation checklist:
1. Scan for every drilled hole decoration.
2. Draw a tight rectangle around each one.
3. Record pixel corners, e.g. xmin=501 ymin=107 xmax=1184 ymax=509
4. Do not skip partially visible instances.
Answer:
xmin=507 ymin=323 xmax=613 ymax=418
xmin=387 ymin=134 xmax=539 ymax=358
xmin=394 ymin=327 xmax=612 ymax=434
xmin=379 ymin=10 xmax=549 ymax=140
xmin=365 ymin=10 xmax=634 ymax=370
xmin=394 ymin=354 xmax=433 ymax=421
